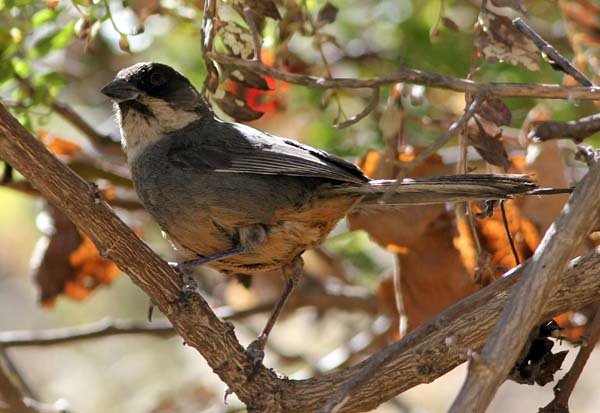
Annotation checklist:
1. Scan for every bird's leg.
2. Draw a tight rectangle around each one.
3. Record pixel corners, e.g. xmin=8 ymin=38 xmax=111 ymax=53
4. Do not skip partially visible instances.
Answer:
xmin=168 ymin=247 xmax=246 ymax=303
xmin=246 ymin=256 xmax=304 ymax=374
xmin=170 ymin=246 xmax=247 ymax=274
xmin=168 ymin=224 xmax=267 ymax=302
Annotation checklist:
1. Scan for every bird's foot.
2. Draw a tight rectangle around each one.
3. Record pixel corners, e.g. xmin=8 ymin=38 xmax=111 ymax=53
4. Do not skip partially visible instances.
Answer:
xmin=246 ymin=334 xmax=267 ymax=379
xmin=168 ymin=262 xmax=198 ymax=304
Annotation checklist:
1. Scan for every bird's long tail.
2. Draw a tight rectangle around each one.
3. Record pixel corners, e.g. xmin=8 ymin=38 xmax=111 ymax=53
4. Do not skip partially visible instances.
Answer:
xmin=325 ymin=174 xmax=538 ymax=206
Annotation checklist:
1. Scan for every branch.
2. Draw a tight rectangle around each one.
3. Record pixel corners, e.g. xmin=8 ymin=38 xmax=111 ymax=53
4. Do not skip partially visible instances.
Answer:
xmin=333 ymin=87 xmax=380 ymax=129
xmin=540 ymin=302 xmax=600 ymax=413
xmin=513 ymin=18 xmax=593 ymax=87
xmin=449 ymin=154 xmax=600 ymax=413
xmin=530 ymin=113 xmax=600 ymax=143
xmin=207 ymin=52 xmax=600 ymax=100
xmin=0 ymin=319 xmax=175 ymax=347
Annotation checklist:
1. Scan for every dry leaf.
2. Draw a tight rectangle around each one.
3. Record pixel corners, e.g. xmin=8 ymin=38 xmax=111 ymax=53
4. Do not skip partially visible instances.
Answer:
xmin=474 ymin=200 xmax=540 ymax=274
xmin=376 ymin=213 xmax=479 ymax=334
xmin=475 ymin=8 xmax=540 ymax=70
xmin=441 ymin=16 xmax=460 ymax=32
xmin=32 ymin=205 xmax=120 ymax=306
xmin=38 ymin=130 xmax=81 ymax=157
xmin=279 ymin=0 xmax=306 ymax=40
xmin=316 ymin=2 xmax=338 ymax=27
xmin=235 ymin=0 xmax=280 ymax=20
xmin=478 ymin=96 xmax=512 ymax=126
xmin=348 ymin=148 xmax=448 ymax=248
xmin=229 ymin=69 xmax=270 ymax=90
xmin=352 ymin=148 xmax=480 ymax=336
xmin=33 ymin=205 xmax=82 ymax=306
xmin=466 ymin=123 xmax=510 ymax=170
xmin=219 ymin=20 xmax=254 ymax=59
xmin=213 ymin=90 xmax=264 ymax=121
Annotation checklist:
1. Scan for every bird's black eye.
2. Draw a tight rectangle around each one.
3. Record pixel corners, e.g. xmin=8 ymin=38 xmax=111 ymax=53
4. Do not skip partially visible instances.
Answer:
xmin=149 ymin=71 xmax=166 ymax=86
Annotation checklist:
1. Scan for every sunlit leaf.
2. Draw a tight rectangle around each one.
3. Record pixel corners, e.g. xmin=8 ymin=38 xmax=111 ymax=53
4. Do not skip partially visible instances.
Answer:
xmin=32 ymin=7 xmax=61 ymax=27
xmin=0 ymin=60 xmax=14 ymax=86
xmin=10 ymin=57 xmax=30 ymax=77
xmin=30 ymin=21 xmax=75 ymax=58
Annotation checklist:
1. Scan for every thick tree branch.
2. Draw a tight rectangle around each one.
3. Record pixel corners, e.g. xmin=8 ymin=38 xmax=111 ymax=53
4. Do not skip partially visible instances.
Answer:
xmin=449 ymin=155 xmax=600 ymax=413
xmin=207 ymin=52 xmax=600 ymax=100
xmin=2 ymin=102 xmax=600 ymax=413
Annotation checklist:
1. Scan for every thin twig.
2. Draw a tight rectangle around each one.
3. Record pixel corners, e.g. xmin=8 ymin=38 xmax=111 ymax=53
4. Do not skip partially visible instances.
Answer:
xmin=243 ymin=7 xmax=262 ymax=62
xmin=381 ymin=93 xmax=485 ymax=202
xmin=530 ymin=113 xmax=600 ymax=143
xmin=303 ymin=0 xmax=347 ymax=123
xmin=0 ymin=288 xmax=377 ymax=347
xmin=0 ymin=319 xmax=175 ymax=347
xmin=333 ymin=87 xmax=380 ymax=129
xmin=207 ymin=52 xmax=600 ymax=99
xmin=540 ymin=303 xmax=600 ymax=412
xmin=513 ymin=18 xmax=593 ymax=87
xmin=500 ymin=200 xmax=520 ymax=266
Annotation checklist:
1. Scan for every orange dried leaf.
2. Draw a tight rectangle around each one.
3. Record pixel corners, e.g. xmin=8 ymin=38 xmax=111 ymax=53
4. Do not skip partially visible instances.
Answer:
xmin=38 ymin=130 xmax=81 ymax=156
xmin=348 ymin=147 xmax=448 ymax=248
xmin=64 ymin=279 xmax=92 ymax=301
xmin=377 ymin=213 xmax=479 ymax=335
xmin=69 ymin=233 xmax=120 ymax=285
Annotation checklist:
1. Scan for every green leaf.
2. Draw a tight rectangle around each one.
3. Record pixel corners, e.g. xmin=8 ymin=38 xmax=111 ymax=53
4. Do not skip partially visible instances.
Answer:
xmin=32 ymin=8 xmax=62 ymax=27
xmin=0 ymin=60 xmax=14 ymax=86
xmin=10 ymin=57 xmax=30 ymax=77
xmin=35 ymin=71 xmax=67 ymax=98
xmin=16 ymin=110 xmax=33 ymax=132
xmin=30 ymin=21 xmax=75 ymax=58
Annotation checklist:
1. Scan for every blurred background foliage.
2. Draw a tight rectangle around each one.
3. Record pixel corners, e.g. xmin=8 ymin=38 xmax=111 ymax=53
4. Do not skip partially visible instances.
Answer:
xmin=1 ymin=0 xmax=600 ymax=412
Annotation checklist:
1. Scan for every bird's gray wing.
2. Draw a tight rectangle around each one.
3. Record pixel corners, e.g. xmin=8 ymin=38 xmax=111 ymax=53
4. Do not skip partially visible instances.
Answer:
xmin=166 ymin=117 xmax=367 ymax=184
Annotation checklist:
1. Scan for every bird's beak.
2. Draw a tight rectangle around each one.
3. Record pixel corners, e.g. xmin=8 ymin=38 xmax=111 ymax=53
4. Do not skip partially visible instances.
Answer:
xmin=100 ymin=78 xmax=140 ymax=103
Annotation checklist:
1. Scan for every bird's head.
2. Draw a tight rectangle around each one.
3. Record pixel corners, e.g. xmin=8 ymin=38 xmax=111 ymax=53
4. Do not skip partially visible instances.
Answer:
xmin=101 ymin=62 xmax=210 ymax=162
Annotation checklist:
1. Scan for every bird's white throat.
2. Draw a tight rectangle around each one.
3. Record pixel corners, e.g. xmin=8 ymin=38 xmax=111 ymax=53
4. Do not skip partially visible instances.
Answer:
xmin=117 ymin=95 xmax=201 ymax=163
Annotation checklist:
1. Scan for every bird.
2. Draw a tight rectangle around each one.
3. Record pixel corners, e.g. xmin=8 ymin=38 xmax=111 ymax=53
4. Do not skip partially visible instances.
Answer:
xmin=101 ymin=62 xmax=536 ymax=368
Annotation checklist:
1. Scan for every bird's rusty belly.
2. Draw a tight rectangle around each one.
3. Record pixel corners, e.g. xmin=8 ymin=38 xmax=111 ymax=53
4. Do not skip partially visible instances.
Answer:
xmin=164 ymin=194 xmax=361 ymax=275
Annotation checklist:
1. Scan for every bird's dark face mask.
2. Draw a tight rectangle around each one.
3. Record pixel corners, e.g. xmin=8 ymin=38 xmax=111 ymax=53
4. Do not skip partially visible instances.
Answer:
xmin=101 ymin=62 xmax=209 ymax=162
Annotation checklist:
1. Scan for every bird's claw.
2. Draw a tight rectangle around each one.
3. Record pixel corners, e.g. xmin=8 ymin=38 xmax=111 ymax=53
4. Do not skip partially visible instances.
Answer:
xmin=246 ymin=334 xmax=267 ymax=379
xmin=168 ymin=262 xmax=198 ymax=304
